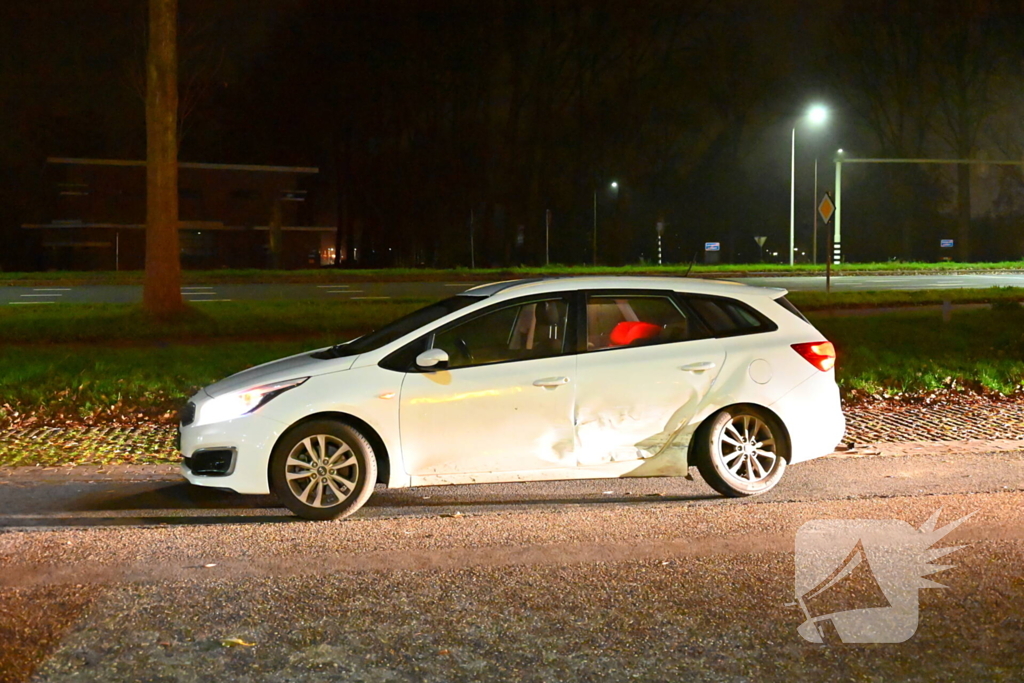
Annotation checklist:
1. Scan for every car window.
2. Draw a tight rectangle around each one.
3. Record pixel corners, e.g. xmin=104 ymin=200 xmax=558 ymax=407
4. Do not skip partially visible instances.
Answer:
xmin=585 ymin=294 xmax=708 ymax=351
xmin=432 ymin=298 xmax=569 ymax=369
xmin=774 ymin=295 xmax=810 ymax=323
xmin=317 ymin=295 xmax=483 ymax=358
xmin=685 ymin=297 xmax=776 ymax=337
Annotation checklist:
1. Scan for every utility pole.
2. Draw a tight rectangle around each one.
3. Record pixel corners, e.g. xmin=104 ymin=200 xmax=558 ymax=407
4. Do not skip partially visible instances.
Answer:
xmin=592 ymin=190 xmax=597 ymax=266
xmin=545 ymin=209 xmax=551 ymax=266
xmin=812 ymin=157 xmax=818 ymax=265
xmin=143 ymin=0 xmax=183 ymax=314
xmin=789 ymin=127 xmax=795 ymax=266
xmin=834 ymin=157 xmax=842 ymax=265
xmin=469 ymin=209 xmax=475 ymax=269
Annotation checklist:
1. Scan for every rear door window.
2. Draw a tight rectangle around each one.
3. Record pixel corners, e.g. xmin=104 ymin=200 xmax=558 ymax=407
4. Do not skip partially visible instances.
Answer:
xmin=585 ymin=294 xmax=711 ymax=351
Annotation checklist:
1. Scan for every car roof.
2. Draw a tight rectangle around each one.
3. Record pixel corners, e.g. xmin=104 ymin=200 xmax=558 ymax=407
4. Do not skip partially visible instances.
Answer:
xmin=464 ymin=276 xmax=786 ymax=300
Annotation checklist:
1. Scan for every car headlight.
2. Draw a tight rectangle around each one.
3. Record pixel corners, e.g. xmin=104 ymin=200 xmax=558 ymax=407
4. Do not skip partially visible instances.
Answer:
xmin=196 ymin=378 xmax=309 ymax=426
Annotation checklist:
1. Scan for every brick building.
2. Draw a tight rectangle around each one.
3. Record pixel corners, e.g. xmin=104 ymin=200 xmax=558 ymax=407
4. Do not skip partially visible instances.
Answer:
xmin=21 ymin=158 xmax=337 ymax=270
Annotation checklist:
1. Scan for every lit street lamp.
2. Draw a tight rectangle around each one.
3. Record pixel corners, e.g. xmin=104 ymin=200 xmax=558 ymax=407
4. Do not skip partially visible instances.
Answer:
xmin=790 ymin=104 xmax=828 ymax=266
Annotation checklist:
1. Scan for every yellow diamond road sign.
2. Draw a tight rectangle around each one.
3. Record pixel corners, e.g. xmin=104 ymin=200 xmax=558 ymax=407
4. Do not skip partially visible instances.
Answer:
xmin=818 ymin=193 xmax=835 ymax=225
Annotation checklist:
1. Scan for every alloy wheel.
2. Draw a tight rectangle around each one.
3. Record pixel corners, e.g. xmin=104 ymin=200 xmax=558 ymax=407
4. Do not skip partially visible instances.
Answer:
xmin=284 ymin=434 xmax=359 ymax=508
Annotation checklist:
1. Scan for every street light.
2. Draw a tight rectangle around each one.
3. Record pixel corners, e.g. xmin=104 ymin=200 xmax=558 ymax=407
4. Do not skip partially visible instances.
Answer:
xmin=593 ymin=180 xmax=619 ymax=266
xmin=790 ymin=104 xmax=829 ymax=266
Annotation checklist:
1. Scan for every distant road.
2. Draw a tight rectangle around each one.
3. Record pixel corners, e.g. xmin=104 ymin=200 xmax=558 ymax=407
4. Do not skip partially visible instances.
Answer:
xmin=4 ymin=272 xmax=1024 ymax=305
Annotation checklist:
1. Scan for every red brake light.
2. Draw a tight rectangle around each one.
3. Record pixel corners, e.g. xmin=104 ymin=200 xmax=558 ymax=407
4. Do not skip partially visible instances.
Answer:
xmin=792 ymin=341 xmax=836 ymax=371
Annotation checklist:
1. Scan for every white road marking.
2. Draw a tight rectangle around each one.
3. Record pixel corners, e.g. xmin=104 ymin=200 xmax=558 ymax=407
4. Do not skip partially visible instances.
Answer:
xmin=20 ymin=294 xmax=62 ymax=297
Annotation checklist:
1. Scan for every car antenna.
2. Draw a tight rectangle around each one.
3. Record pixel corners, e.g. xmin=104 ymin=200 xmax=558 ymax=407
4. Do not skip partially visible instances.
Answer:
xmin=684 ymin=251 xmax=698 ymax=277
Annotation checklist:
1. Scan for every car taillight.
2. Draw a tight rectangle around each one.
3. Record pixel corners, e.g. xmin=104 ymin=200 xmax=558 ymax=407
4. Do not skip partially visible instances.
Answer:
xmin=792 ymin=341 xmax=836 ymax=371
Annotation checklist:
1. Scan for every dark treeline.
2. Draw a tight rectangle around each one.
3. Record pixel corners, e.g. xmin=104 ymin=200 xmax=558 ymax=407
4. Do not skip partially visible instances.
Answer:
xmin=3 ymin=0 xmax=1024 ymax=270
xmin=229 ymin=0 xmax=797 ymax=268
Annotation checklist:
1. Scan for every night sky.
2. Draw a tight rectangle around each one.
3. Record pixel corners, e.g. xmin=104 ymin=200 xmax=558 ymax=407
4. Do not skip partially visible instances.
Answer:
xmin=2 ymin=0 xmax=1023 ymax=270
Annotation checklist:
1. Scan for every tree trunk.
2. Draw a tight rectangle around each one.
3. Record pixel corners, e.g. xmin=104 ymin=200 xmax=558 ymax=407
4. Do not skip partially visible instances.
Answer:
xmin=143 ymin=0 xmax=182 ymax=314
xmin=956 ymin=161 xmax=971 ymax=262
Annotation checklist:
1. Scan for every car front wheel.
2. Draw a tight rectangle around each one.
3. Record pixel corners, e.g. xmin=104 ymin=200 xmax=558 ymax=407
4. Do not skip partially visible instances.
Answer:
xmin=695 ymin=407 xmax=788 ymax=497
xmin=269 ymin=420 xmax=377 ymax=520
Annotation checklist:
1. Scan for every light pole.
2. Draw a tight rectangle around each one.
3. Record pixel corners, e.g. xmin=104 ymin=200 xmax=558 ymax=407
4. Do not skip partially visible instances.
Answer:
xmin=593 ymin=181 xmax=618 ymax=266
xmin=790 ymin=104 xmax=828 ymax=265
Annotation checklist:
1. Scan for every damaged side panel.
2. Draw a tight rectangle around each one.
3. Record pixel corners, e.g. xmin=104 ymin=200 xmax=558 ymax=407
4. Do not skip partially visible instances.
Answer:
xmin=572 ymin=338 xmax=727 ymax=472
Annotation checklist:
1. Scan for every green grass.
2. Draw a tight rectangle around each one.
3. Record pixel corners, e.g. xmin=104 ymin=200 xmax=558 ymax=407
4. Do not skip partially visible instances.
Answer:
xmin=810 ymin=305 xmax=1024 ymax=396
xmin=0 ymin=340 xmax=329 ymax=428
xmin=788 ymin=286 xmax=1024 ymax=310
xmin=4 ymin=260 xmax=1024 ymax=286
xmin=0 ymin=300 xmax=427 ymax=344
xmin=0 ymin=306 xmax=1020 ymax=434
xmin=3 ymin=288 xmax=1024 ymax=346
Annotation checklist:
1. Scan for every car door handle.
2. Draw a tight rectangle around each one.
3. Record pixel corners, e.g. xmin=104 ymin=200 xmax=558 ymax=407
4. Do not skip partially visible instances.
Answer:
xmin=680 ymin=361 xmax=717 ymax=372
xmin=533 ymin=376 xmax=570 ymax=388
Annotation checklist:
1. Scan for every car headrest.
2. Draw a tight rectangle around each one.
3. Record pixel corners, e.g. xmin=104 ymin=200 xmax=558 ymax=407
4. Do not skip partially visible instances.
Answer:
xmin=609 ymin=321 xmax=661 ymax=346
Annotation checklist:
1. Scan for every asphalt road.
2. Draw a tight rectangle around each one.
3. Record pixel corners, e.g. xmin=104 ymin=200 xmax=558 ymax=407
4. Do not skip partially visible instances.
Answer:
xmin=5 ymin=272 xmax=1024 ymax=304
xmin=1 ymin=451 xmax=1023 ymax=681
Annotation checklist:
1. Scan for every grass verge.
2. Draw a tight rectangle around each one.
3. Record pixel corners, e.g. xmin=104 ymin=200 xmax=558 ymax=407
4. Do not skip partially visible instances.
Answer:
xmin=0 ymin=300 xmax=426 ymax=344
xmin=810 ymin=305 xmax=1024 ymax=397
xmin=2 ymin=288 xmax=1024 ymax=345
xmin=788 ymin=286 xmax=1024 ymax=310
xmin=0 ymin=306 xmax=1021 ymax=435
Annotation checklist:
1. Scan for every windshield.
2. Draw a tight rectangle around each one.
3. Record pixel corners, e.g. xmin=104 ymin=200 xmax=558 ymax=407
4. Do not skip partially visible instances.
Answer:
xmin=318 ymin=295 xmax=484 ymax=358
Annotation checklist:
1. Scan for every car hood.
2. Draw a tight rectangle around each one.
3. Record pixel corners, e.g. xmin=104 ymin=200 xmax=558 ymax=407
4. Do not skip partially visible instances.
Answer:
xmin=203 ymin=348 xmax=357 ymax=398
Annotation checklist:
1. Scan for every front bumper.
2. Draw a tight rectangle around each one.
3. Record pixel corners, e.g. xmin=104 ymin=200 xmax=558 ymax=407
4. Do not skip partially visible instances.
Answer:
xmin=179 ymin=413 xmax=285 ymax=495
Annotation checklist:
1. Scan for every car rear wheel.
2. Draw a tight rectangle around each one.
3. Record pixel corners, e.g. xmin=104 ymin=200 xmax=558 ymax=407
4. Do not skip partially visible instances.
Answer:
xmin=695 ymin=407 xmax=787 ymax=497
xmin=269 ymin=420 xmax=377 ymax=520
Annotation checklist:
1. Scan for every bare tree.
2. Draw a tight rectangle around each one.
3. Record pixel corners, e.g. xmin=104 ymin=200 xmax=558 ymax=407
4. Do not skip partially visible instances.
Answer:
xmin=144 ymin=0 xmax=183 ymax=315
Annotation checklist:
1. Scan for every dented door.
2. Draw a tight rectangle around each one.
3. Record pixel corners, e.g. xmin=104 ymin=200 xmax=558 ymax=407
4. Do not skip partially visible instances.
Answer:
xmin=574 ymin=291 xmax=726 ymax=467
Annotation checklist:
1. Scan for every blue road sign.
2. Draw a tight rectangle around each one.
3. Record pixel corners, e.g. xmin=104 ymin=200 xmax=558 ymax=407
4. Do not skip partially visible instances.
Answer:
xmin=705 ymin=242 xmax=721 ymax=252
xmin=940 ymin=239 xmax=954 ymax=248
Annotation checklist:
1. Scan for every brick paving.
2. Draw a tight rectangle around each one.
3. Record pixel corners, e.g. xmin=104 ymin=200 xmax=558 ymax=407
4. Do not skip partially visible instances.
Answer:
xmin=1 ymin=397 xmax=1023 ymax=467
xmin=843 ymin=395 xmax=1024 ymax=444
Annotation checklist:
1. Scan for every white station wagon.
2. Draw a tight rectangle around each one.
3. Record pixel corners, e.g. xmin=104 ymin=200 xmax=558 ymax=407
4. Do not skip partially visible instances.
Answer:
xmin=179 ymin=277 xmax=845 ymax=520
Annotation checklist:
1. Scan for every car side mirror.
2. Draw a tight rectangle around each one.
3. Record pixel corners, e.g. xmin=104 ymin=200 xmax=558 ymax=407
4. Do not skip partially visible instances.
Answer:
xmin=415 ymin=348 xmax=449 ymax=371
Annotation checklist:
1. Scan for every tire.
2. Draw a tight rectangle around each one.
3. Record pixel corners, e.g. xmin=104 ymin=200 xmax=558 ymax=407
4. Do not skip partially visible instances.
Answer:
xmin=694 ymin=406 xmax=788 ymax=497
xmin=269 ymin=419 xmax=377 ymax=520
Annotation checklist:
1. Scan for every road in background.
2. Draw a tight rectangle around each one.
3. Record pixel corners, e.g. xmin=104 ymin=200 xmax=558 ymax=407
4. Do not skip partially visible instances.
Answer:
xmin=4 ymin=273 xmax=1024 ymax=304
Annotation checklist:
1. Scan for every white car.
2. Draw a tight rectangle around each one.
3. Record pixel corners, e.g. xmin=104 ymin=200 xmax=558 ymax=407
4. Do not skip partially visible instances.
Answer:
xmin=179 ymin=277 xmax=845 ymax=520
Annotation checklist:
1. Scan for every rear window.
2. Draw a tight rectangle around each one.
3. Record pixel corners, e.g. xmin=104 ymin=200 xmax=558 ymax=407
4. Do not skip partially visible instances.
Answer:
xmin=774 ymin=295 xmax=810 ymax=323
xmin=684 ymin=297 xmax=777 ymax=337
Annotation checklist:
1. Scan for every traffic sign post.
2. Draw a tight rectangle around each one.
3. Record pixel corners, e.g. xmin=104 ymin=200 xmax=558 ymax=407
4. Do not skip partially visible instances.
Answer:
xmin=704 ymin=241 xmax=721 ymax=265
xmin=754 ymin=235 xmax=767 ymax=262
xmin=818 ymin=193 xmax=835 ymax=224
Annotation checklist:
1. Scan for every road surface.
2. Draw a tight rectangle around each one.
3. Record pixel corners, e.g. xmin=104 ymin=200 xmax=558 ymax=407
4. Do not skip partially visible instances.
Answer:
xmin=1 ymin=450 xmax=1022 ymax=681
xmin=4 ymin=272 xmax=1024 ymax=304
